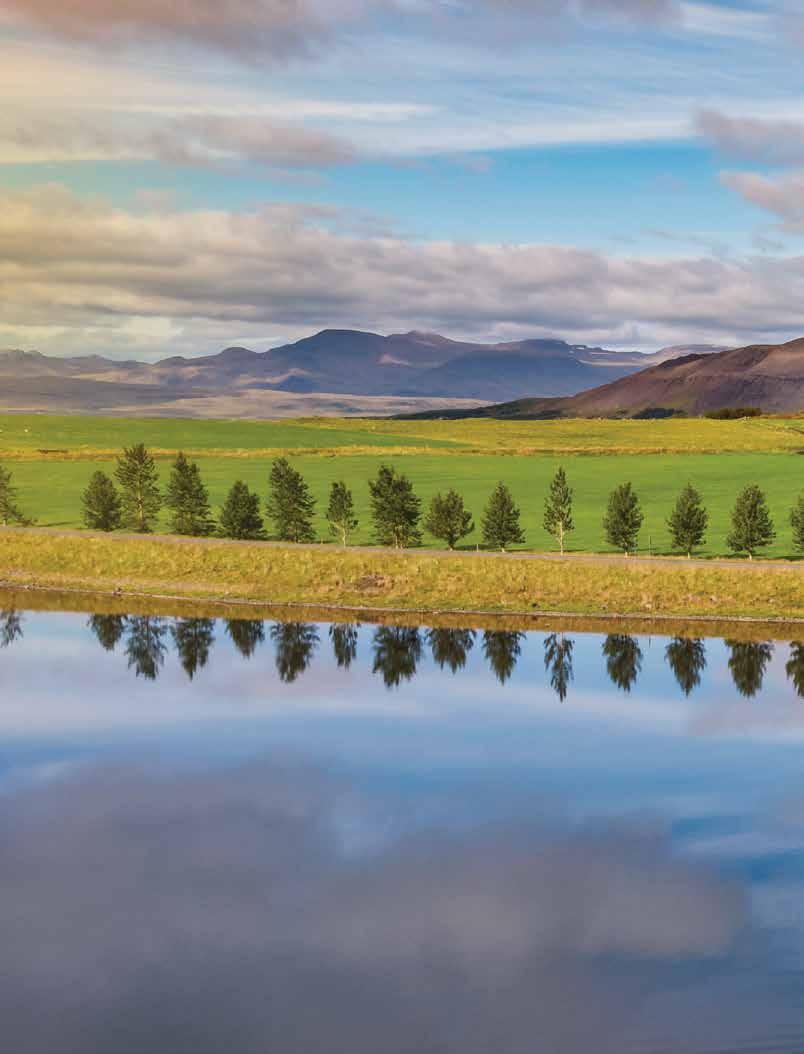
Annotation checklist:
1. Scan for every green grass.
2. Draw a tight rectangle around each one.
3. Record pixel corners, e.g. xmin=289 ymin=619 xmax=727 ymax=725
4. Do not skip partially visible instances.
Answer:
xmin=7 ymin=451 xmax=803 ymax=558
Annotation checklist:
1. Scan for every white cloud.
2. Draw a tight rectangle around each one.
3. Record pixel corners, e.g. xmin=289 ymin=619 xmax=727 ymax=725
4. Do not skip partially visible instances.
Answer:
xmin=721 ymin=170 xmax=804 ymax=231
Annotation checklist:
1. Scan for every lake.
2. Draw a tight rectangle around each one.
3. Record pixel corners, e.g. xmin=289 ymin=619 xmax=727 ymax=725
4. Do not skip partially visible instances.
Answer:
xmin=1 ymin=605 xmax=804 ymax=1052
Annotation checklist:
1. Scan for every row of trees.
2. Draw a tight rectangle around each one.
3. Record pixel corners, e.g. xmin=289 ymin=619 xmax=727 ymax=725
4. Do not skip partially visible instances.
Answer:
xmin=2 ymin=447 xmax=802 ymax=557
xmin=2 ymin=607 xmax=798 ymax=699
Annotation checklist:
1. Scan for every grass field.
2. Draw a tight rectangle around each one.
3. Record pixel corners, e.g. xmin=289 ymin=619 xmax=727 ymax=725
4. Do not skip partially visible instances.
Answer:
xmin=1 ymin=413 xmax=803 ymax=558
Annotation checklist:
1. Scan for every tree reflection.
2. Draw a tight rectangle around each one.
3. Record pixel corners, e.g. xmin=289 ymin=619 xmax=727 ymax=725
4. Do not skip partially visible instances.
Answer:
xmin=726 ymin=640 xmax=773 ymax=699
xmin=87 ymin=614 xmax=127 ymax=653
xmin=372 ymin=626 xmax=422 ymax=688
xmin=0 ymin=609 xmax=23 ymax=649
xmin=270 ymin=622 xmax=319 ymax=683
xmin=125 ymin=616 xmax=168 ymax=681
xmin=172 ymin=618 xmax=215 ymax=681
xmin=665 ymin=638 xmax=707 ymax=697
xmin=427 ymin=628 xmax=475 ymax=673
xmin=330 ymin=624 xmax=359 ymax=669
xmin=225 ymin=619 xmax=265 ymax=660
xmin=543 ymin=633 xmax=574 ymax=701
xmin=483 ymin=631 xmax=524 ymax=685
xmin=603 ymin=635 xmax=643 ymax=693
xmin=787 ymin=643 xmax=804 ymax=699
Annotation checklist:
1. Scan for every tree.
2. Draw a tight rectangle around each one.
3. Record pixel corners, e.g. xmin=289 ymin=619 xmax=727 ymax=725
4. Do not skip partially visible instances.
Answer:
xmin=81 ymin=471 xmax=122 ymax=532
xmin=0 ymin=609 xmax=23 ymax=648
xmin=115 ymin=443 xmax=161 ymax=533
xmin=225 ymin=619 xmax=265 ymax=659
xmin=369 ymin=465 xmax=421 ymax=548
xmin=330 ymin=623 xmax=359 ymax=669
xmin=727 ymin=640 xmax=773 ymax=698
xmin=481 ymin=482 xmax=524 ymax=552
xmin=603 ymin=634 xmax=643 ymax=692
xmin=482 ymin=630 xmax=524 ymax=684
xmin=125 ymin=616 xmax=168 ymax=680
xmin=171 ymin=618 xmax=215 ymax=680
xmin=543 ymin=467 xmax=574 ymax=554
xmin=543 ymin=633 xmax=574 ymax=701
xmin=424 ymin=490 xmax=474 ymax=550
xmin=665 ymin=637 xmax=706 ymax=696
xmin=603 ymin=482 xmax=643 ymax=555
xmin=372 ymin=626 xmax=422 ymax=688
xmin=326 ymin=481 xmax=358 ymax=545
xmin=0 ymin=463 xmax=31 ymax=526
xmin=727 ymin=485 xmax=775 ymax=559
xmin=165 ymin=453 xmax=214 ymax=537
xmin=266 ymin=458 xmax=316 ymax=543
xmin=791 ymin=495 xmax=804 ymax=553
xmin=219 ymin=481 xmax=265 ymax=540
xmin=427 ymin=628 xmax=475 ymax=673
xmin=87 ymin=613 xmax=127 ymax=652
xmin=667 ymin=483 xmax=708 ymax=558
xmin=786 ymin=643 xmax=804 ymax=699
xmin=271 ymin=622 xmax=319 ymax=682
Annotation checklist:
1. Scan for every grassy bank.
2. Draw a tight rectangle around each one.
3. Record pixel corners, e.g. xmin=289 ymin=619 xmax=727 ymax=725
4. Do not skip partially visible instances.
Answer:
xmin=1 ymin=530 xmax=802 ymax=621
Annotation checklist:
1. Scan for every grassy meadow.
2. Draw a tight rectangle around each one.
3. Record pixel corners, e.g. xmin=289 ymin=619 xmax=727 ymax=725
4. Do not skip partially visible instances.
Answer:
xmin=1 ymin=412 xmax=802 ymax=558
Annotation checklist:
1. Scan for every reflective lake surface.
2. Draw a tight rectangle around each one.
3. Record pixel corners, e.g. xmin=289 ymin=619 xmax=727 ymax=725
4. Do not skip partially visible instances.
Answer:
xmin=2 ymin=606 xmax=804 ymax=1052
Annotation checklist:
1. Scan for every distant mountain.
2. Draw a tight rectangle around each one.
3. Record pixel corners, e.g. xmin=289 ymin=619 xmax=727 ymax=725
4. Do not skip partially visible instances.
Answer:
xmin=402 ymin=338 xmax=804 ymax=420
xmin=0 ymin=329 xmax=725 ymax=417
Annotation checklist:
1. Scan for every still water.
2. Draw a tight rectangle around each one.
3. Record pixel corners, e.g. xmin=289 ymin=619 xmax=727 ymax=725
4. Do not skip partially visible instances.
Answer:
xmin=2 ymin=606 xmax=804 ymax=1052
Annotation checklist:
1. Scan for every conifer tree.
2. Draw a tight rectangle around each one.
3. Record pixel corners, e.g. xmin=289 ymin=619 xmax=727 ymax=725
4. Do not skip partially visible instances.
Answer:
xmin=0 ymin=609 xmax=23 ymax=649
xmin=543 ymin=633 xmax=574 ymax=701
xmin=603 ymin=634 xmax=643 ymax=693
xmin=372 ymin=626 xmax=422 ymax=687
xmin=330 ymin=623 xmax=359 ymax=669
xmin=667 ymin=482 xmax=708 ymax=557
xmin=326 ymin=480 xmax=358 ymax=545
xmin=665 ymin=637 xmax=707 ymax=696
xmin=114 ymin=443 xmax=161 ymax=533
xmin=87 ymin=613 xmax=127 ymax=652
xmin=423 ymin=489 xmax=474 ymax=549
xmin=727 ymin=640 xmax=773 ymax=698
xmin=791 ymin=494 xmax=804 ymax=553
xmin=82 ymin=471 xmax=122 ymax=532
xmin=266 ymin=458 xmax=316 ymax=543
xmin=125 ymin=616 xmax=167 ymax=680
xmin=0 ymin=463 xmax=31 ymax=526
xmin=171 ymin=618 xmax=215 ymax=680
xmin=219 ymin=481 xmax=265 ymax=540
xmin=543 ymin=467 xmax=574 ymax=554
xmin=270 ymin=622 xmax=319 ymax=682
xmin=727 ymin=484 xmax=775 ymax=559
xmin=165 ymin=452 xmax=214 ymax=536
xmin=603 ymin=482 xmax=643 ymax=555
xmin=482 ymin=630 xmax=524 ymax=684
xmin=427 ymin=628 xmax=475 ymax=673
xmin=787 ymin=643 xmax=804 ymax=699
xmin=368 ymin=464 xmax=421 ymax=548
xmin=225 ymin=619 xmax=265 ymax=659
xmin=481 ymin=482 xmax=524 ymax=552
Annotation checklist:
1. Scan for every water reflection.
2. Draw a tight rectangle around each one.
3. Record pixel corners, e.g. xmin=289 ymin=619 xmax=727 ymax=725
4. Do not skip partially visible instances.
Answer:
xmin=3 ymin=606 xmax=804 ymax=702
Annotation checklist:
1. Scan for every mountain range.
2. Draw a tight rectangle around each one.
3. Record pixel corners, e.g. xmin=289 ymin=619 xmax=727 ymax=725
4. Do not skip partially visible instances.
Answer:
xmin=0 ymin=330 xmax=721 ymax=417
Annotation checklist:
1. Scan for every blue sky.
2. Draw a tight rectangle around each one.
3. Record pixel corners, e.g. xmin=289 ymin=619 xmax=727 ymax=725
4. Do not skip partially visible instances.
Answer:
xmin=2 ymin=0 xmax=804 ymax=357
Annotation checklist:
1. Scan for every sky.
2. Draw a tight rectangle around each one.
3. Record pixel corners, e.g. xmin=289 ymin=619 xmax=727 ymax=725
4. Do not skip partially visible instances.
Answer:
xmin=3 ymin=0 xmax=804 ymax=358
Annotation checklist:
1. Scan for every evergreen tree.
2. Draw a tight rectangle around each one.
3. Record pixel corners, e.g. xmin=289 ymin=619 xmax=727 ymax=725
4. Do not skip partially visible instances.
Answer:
xmin=543 ymin=467 xmax=574 ymax=554
xmin=482 ymin=630 xmax=524 ymax=684
xmin=114 ymin=443 xmax=161 ymax=533
xmin=667 ymin=483 xmax=708 ymax=557
xmin=270 ymin=622 xmax=319 ymax=682
xmin=0 ymin=609 xmax=23 ymax=649
xmin=603 ymin=634 xmax=643 ymax=692
xmin=87 ymin=613 xmax=127 ymax=652
xmin=165 ymin=453 xmax=214 ymax=536
xmin=266 ymin=458 xmax=316 ymax=543
xmin=427 ymin=627 xmax=475 ymax=673
xmin=372 ymin=626 xmax=422 ymax=687
xmin=665 ymin=637 xmax=707 ymax=696
xmin=481 ymin=482 xmax=524 ymax=552
xmin=330 ymin=623 xmax=359 ymax=669
xmin=603 ymin=482 xmax=643 ymax=555
xmin=424 ymin=489 xmax=474 ymax=549
xmin=326 ymin=481 xmax=358 ymax=545
xmin=0 ymin=463 xmax=31 ymax=526
xmin=81 ymin=471 xmax=122 ymax=532
xmin=125 ymin=616 xmax=167 ymax=680
xmin=219 ymin=481 xmax=265 ymax=540
xmin=171 ymin=618 xmax=215 ymax=680
xmin=727 ymin=640 xmax=773 ymax=698
xmin=786 ymin=643 xmax=804 ymax=699
xmin=791 ymin=495 xmax=804 ymax=553
xmin=727 ymin=485 xmax=775 ymax=559
xmin=543 ymin=632 xmax=574 ymax=701
xmin=225 ymin=619 xmax=265 ymax=659
xmin=368 ymin=464 xmax=422 ymax=548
